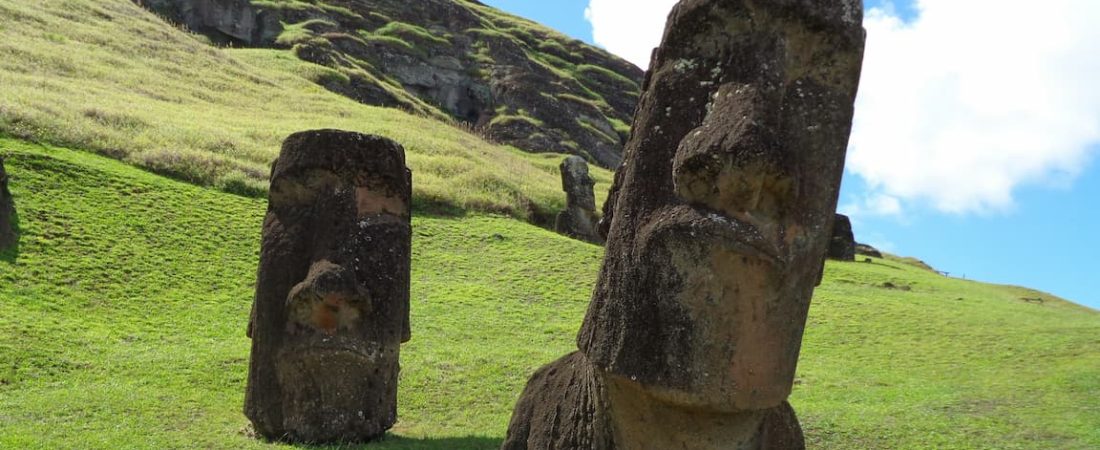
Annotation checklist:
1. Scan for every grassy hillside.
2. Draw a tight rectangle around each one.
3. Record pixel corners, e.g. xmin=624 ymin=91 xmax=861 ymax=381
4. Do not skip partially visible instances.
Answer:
xmin=2 ymin=139 xmax=1098 ymax=449
xmin=0 ymin=0 xmax=613 ymax=219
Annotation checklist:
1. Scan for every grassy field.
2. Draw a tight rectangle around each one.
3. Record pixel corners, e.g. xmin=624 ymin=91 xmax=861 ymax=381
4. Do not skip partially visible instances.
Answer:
xmin=0 ymin=0 xmax=613 ymax=220
xmin=1 ymin=0 xmax=1099 ymax=449
xmin=1 ymin=138 xmax=1098 ymax=450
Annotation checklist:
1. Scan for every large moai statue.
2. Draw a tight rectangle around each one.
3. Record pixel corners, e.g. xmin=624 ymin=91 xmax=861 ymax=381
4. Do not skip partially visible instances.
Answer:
xmin=555 ymin=155 xmax=603 ymax=244
xmin=504 ymin=0 xmax=865 ymax=448
xmin=245 ymin=130 xmax=412 ymax=444
xmin=0 ymin=156 xmax=15 ymax=251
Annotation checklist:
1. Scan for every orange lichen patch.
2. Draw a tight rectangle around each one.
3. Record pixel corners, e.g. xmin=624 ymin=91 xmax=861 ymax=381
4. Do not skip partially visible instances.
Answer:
xmin=356 ymin=187 xmax=407 ymax=218
xmin=308 ymin=294 xmax=362 ymax=335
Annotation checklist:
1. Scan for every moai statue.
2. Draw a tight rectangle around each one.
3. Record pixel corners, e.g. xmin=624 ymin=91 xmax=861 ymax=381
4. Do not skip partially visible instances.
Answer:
xmin=828 ymin=214 xmax=856 ymax=261
xmin=555 ymin=156 xmax=603 ymax=244
xmin=0 ymin=156 xmax=15 ymax=251
xmin=504 ymin=0 xmax=865 ymax=448
xmin=245 ymin=130 xmax=412 ymax=443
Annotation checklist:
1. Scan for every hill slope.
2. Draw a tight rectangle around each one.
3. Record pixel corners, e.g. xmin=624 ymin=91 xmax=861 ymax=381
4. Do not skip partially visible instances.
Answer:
xmin=137 ymin=0 xmax=643 ymax=167
xmin=0 ymin=0 xmax=614 ymax=221
xmin=1 ymin=139 xmax=1098 ymax=449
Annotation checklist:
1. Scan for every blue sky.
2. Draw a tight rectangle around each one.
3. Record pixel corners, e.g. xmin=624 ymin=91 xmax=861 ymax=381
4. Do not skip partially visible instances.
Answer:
xmin=482 ymin=0 xmax=1100 ymax=310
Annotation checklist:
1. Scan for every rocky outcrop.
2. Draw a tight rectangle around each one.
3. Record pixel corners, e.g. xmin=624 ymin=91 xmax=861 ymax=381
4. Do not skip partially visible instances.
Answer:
xmin=136 ymin=0 xmax=644 ymax=168
xmin=245 ymin=130 xmax=412 ymax=443
xmin=503 ymin=0 xmax=865 ymax=447
xmin=0 ymin=156 xmax=15 ymax=251
xmin=856 ymin=243 xmax=883 ymax=258
xmin=554 ymin=156 xmax=601 ymax=244
xmin=135 ymin=0 xmax=281 ymax=45
xmin=828 ymin=214 xmax=856 ymax=261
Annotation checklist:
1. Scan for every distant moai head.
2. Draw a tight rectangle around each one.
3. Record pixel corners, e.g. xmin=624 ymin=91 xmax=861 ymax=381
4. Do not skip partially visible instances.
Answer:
xmin=245 ymin=130 xmax=412 ymax=443
xmin=578 ymin=0 xmax=865 ymax=413
xmin=561 ymin=155 xmax=597 ymax=211
xmin=0 ymin=156 xmax=15 ymax=252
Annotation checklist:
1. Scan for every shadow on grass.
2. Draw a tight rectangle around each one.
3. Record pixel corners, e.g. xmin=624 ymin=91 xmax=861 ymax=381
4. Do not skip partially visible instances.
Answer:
xmin=286 ymin=435 xmax=502 ymax=450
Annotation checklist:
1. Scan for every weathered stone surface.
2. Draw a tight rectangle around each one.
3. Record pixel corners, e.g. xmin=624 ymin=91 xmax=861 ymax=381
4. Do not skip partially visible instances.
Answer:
xmin=555 ymin=156 xmax=602 ymax=244
xmin=135 ymin=0 xmax=643 ymax=168
xmin=0 ymin=157 xmax=15 ymax=251
xmin=502 ymin=352 xmax=614 ymax=450
xmin=828 ymin=214 xmax=856 ymax=261
xmin=245 ymin=130 xmax=412 ymax=444
xmin=135 ymin=0 xmax=281 ymax=46
xmin=855 ymin=242 xmax=883 ymax=258
xmin=505 ymin=0 xmax=864 ymax=447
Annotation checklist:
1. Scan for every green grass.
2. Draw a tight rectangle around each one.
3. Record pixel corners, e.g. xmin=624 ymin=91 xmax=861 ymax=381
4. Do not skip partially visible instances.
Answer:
xmin=0 ymin=0 xmax=614 ymax=220
xmin=1 ymin=138 xmax=1098 ymax=449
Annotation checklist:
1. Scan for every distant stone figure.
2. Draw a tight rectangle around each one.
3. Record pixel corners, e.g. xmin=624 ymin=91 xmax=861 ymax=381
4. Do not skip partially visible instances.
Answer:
xmin=554 ymin=156 xmax=602 ymax=244
xmin=828 ymin=214 xmax=857 ymax=261
xmin=855 ymin=242 xmax=884 ymax=258
xmin=0 ymin=156 xmax=15 ymax=251
xmin=245 ymin=130 xmax=412 ymax=444
xmin=502 ymin=0 xmax=865 ymax=448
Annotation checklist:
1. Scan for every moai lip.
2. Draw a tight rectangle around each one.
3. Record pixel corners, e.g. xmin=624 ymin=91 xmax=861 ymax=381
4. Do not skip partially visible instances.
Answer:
xmin=244 ymin=130 xmax=412 ymax=444
xmin=504 ymin=0 xmax=865 ymax=447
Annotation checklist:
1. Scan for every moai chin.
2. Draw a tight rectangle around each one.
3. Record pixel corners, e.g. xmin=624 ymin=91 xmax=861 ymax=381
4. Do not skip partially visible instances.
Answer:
xmin=245 ymin=130 xmax=412 ymax=444
xmin=504 ymin=0 xmax=865 ymax=448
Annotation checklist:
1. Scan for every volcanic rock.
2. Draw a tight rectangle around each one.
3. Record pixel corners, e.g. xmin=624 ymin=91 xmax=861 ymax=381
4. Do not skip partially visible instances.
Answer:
xmin=0 ymin=157 xmax=14 ymax=251
xmin=828 ymin=214 xmax=856 ymax=261
xmin=555 ymin=156 xmax=601 ymax=244
xmin=504 ymin=0 xmax=865 ymax=447
xmin=244 ymin=130 xmax=412 ymax=443
xmin=136 ymin=0 xmax=643 ymax=168
xmin=855 ymin=243 xmax=883 ymax=258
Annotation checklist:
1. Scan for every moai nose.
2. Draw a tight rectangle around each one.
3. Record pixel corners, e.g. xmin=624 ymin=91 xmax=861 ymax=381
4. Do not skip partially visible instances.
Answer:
xmin=286 ymin=260 xmax=370 ymax=335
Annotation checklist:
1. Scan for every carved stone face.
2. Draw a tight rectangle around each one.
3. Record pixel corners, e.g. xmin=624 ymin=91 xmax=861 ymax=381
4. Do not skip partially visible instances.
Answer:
xmin=578 ymin=0 xmax=864 ymax=413
xmin=245 ymin=131 xmax=411 ymax=443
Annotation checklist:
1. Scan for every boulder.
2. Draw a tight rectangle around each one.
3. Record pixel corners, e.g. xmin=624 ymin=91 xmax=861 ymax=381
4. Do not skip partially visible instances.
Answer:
xmin=554 ymin=156 xmax=602 ymax=244
xmin=855 ymin=242 xmax=883 ymax=258
xmin=504 ymin=0 xmax=865 ymax=447
xmin=828 ymin=214 xmax=856 ymax=261
xmin=245 ymin=130 xmax=412 ymax=444
xmin=0 ymin=157 xmax=14 ymax=251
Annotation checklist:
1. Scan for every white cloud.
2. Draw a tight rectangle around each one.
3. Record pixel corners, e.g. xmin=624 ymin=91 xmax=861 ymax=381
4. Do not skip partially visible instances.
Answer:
xmin=849 ymin=0 xmax=1100 ymax=214
xmin=584 ymin=0 xmax=678 ymax=68
xmin=841 ymin=192 xmax=903 ymax=217
xmin=586 ymin=0 xmax=1100 ymax=215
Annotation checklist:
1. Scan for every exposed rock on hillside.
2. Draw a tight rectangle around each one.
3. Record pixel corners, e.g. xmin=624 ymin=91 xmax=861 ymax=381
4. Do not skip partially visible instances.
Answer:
xmin=856 ymin=242 xmax=883 ymax=258
xmin=137 ymin=0 xmax=644 ymax=168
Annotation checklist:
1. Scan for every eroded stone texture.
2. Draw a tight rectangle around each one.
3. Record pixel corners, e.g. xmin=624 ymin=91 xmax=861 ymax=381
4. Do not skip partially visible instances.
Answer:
xmin=245 ymin=130 xmax=412 ymax=444
xmin=0 ymin=157 xmax=15 ymax=251
xmin=828 ymin=214 xmax=856 ymax=261
xmin=555 ymin=156 xmax=602 ymax=244
xmin=505 ymin=0 xmax=864 ymax=447
xmin=856 ymin=242 xmax=883 ymax=258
